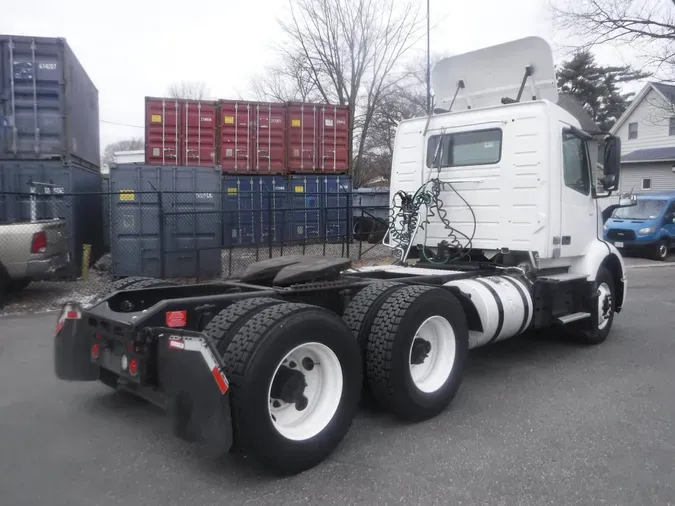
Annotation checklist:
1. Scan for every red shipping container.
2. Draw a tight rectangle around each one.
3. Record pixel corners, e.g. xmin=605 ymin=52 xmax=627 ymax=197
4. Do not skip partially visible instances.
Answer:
xmin=217 ymin=100 xmax=286 ymax=174
xmin=286 ymin=102 xmax=350 ymax=173
xmin=318 ymin=105 xmax=350 ymax=172
xmin=145 ymin=97 xmax=181 ymax=166
xmin=145 ymin=97 xmax=217 ymax=167
xmin=181 ymin=100 xmax=218 ymax=166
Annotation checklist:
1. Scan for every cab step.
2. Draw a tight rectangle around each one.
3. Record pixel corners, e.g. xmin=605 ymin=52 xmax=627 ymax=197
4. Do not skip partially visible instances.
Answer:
xmin=538 ymin=273 xmax=589 ymax=284
xmin=556 ymin=312 xmax=591 ymax=325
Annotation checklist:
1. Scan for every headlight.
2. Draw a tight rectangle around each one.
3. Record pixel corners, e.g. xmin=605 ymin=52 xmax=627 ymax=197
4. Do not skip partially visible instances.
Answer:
xmin=638 ymin=227 xmax=655 ymax=235
xmin=603 ymin=224 xmax=608 ymax=231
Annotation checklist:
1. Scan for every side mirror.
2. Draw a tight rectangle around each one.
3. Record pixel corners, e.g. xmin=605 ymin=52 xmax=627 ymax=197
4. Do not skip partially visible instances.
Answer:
xmin=602 ymin=135 xmax=621 ymax=192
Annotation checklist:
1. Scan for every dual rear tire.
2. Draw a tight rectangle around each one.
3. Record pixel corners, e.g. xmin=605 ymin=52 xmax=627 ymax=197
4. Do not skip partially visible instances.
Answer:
xmin=205 ymin=285 xmax=468 ymax=474
xmin=344 ymin=284 xmax=469 ymax=421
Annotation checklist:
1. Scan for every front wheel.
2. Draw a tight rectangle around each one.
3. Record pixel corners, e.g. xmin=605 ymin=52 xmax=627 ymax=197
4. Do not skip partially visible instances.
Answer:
xmin=652 ymin=240 xmax=669 ymax=261
xmin=223 ymin=303 xmax=362 ymax=475
xmin=568 ymin=267 xmax=616 ymax=345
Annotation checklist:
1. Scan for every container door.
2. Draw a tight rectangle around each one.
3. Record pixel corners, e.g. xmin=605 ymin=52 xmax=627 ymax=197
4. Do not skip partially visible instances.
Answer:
xmin=319 ymin=106 xmax=350 ymax=173
xmin=219 ymin=102 xmax=253 ymax=172
xmin=182 ymin=100 xmax=217 ymax=166
xmin=288 ymin=176 xmax=321 ymax=241
xmin=222 ymin=176 xmax=255 ymax=246
xmin=145 ymin=98 xmax=181 ymax=165
xmin=0 ymin=37 xmax=67 ymax=160
xmin=323 ymin=175 xmax=351 ymax=240
xmin=287 ymin=104 xmax=319 ymax=172
xmin=110 ymin=164 xmax=162 ymax=278
xmin=258 ymin=176 xmax=288 ymax=244
xmin=252 ymin=103 xmax=286 ymax=174
xmin=161 ymin=166 xmax=222 ymax=279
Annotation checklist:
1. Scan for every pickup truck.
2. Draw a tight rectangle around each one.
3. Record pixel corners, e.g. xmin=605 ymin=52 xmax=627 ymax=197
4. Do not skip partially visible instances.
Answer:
xmin=604 ymin=191 xmax=675 ymax=260
xmin=0 ymin=219 xmax=70 ymax=303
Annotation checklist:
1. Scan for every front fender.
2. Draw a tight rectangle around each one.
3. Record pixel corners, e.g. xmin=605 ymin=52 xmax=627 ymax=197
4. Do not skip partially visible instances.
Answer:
xmin=568 ymin=240 xmax=626 ymax=311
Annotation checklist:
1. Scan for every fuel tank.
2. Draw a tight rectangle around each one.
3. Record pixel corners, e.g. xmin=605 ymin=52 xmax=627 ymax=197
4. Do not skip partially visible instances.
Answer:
xmin=444 ymin=275 xmax=533 ymax=349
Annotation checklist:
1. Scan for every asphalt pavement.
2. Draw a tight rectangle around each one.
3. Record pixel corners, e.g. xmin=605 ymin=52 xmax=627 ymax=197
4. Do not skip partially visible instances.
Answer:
xmin=1 ymin=267 xmax=674 ymax=506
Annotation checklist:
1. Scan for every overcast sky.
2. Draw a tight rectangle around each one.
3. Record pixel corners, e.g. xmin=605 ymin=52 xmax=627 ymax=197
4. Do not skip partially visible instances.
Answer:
xmin=1 ymin=0 xmax=645 ymax=153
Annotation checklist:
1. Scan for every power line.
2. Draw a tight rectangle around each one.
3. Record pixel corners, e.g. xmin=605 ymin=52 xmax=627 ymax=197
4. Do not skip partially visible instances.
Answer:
xmin=100 ymin=119 xmax=145 ymax=129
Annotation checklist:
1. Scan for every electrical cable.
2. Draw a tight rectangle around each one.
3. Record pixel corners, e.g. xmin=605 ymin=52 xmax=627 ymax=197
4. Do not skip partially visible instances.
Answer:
xmin=385 ymin=139 xmax=478 ymax=264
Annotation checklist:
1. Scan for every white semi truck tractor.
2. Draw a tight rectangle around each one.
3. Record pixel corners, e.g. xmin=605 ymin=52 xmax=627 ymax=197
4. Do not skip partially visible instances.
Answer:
xmin=54 ymin=36 xmax=636 ymax=475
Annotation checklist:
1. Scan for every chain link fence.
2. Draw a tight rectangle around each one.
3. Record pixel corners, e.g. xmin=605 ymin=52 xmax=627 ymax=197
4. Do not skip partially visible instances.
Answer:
xmin=0 ymin=188 xmax=391 ymax=314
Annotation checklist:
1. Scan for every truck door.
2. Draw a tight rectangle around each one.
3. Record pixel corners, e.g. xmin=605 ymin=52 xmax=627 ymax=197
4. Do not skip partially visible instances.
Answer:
xmin=559 ymin=126 xmax=597 ymax=258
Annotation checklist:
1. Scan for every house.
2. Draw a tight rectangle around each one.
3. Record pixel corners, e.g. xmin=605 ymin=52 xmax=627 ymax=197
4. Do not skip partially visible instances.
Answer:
xmin=609 ymin=82 xmax=675 ymax=193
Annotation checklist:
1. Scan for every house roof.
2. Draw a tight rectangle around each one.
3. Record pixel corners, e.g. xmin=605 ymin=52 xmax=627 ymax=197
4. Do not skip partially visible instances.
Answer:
xmin=610 ymin=81 xmax=675 ymax=134
xmin=622 ymin=146 xmax=675 ymax=163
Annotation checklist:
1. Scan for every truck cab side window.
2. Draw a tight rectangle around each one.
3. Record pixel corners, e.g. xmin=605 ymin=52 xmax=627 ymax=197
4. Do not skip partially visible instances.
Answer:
xmin=562 ymin=131 xmax=591 ymax=196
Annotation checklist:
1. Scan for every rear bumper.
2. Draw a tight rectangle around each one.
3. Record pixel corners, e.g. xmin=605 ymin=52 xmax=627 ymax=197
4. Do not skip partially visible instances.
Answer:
xmin=25 ymin=251 xmax=70 ymax=279
xmin=54 ymin=310 xmax=233 ymax=454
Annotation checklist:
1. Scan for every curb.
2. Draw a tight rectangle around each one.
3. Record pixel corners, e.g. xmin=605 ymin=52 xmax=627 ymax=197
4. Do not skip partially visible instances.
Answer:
xmin=626 ymin=263 xmax=675 ymax=269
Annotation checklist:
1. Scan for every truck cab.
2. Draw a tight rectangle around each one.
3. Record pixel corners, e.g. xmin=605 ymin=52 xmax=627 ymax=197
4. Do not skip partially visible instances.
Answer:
xmin=604 ymin=192 xmax=675 ymax=261
xmin=387 ymin=36 xmax=632 ymax=310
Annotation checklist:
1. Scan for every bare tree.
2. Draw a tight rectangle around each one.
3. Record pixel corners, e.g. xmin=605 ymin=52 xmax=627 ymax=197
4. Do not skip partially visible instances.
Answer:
xmin=551 ymin=0 xmax=675 ymax=123
xmin=251 ymin=52 xmax=321 ymax=103
xmin=102 ymin=137 xmax=144 ymax=166
xmin=167 ymin=80 xmax=211 ymax=100
xmin=264 ymin=0 xmax=425 ymax=184
xmin=551 ymin=0 xmax=675 ymax=77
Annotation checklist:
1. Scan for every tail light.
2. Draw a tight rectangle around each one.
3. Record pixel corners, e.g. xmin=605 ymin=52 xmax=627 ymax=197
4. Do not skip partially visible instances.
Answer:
xmin=55 ymin=303 xmax=82 ymax=334
xmin=91 ymin=343 xmax=100 ymax=359
xmin=31 ymin=231 xmax=47 ymax=254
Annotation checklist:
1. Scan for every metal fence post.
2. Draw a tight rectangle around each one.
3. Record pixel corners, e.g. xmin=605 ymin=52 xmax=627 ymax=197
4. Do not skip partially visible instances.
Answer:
xmin=268 ymin=192 xmax=273 ymax=260
xmin=157 ymin=190 xmax=166 ymax=279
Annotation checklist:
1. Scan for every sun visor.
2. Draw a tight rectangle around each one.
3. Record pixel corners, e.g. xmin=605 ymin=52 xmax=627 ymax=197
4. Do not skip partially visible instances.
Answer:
xmin=432 ymin=36 xmax=558 ymax=111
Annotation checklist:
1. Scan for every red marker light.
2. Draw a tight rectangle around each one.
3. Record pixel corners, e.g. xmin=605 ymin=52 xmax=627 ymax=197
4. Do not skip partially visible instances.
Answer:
xmin=129 ymin=358 xmax=138 ymax=376
xmin=91 ymin=343 xmax=100 ymax=359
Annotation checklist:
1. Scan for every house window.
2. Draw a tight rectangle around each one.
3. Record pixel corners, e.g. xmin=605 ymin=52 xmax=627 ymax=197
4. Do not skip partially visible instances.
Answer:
xmin=669 ymin=117 xmax=675 ymax=136
xmin=641 ymin=178 xmax=652 ymax=191
xmin=628 ymin=122 xmax=638 ymax=139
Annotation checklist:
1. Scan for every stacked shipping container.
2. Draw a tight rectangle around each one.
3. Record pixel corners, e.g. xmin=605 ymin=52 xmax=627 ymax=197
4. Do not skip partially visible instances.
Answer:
xmin=144 ymin=97 xmax=351 ymax=174
xmin=0 ymin=34 xmax=104 ymax=276
xmin=143 ymin=96 xmax=354 ymax=254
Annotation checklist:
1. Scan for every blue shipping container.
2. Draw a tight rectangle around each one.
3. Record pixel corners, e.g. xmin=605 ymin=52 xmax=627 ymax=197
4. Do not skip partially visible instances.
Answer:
xmin=322 ymin=175 xmax=352 ymax=240
xmin=0 ymin=160 xmax=104 ymax=275
xmin=0 ymin=35 xmax=100 ymax=170
xmin=221 ymin=175 xmax=288 ymax=246
xmin=109 ymin=164 xmax=222 ymax=279
xmin=287 ymin=175 xmax=322 ymax=242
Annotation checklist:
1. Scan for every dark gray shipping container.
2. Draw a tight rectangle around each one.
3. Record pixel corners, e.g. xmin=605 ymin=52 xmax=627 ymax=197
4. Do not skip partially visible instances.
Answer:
xmin=0 ymin=35 xmax=100 ymax=169
xmin=109 ymin=164 xmax=222 ymax=280
xmin=0 ymin=160 xmax=104 ymax=275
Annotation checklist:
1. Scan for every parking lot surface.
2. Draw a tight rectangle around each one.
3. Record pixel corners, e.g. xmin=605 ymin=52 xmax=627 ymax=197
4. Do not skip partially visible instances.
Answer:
xmin=1 ymin=267 xmax=674 ymax=506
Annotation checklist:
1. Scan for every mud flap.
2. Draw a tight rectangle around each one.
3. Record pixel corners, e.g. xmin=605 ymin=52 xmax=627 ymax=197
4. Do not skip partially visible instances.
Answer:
xmin=155 ymin=330 xmax=233 ymax=456
xmin=54 ymin=303 xmax=99 ymax=381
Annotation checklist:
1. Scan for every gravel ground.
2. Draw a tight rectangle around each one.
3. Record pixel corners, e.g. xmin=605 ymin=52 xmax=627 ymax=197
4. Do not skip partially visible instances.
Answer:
xmin=1 ymin=267 xmax=674 ymax=505
xmin=0 ymin=243 xmax=393 ymax=316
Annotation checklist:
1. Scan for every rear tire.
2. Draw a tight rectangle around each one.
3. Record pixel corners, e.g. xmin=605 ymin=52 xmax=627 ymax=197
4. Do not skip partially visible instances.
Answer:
xmin=365 ymin=285 xmax=469 ymax=421
xmin=203 ymin=297 xmax=284 ymax=353
xmin=223 ymin=303 xmax=362 ymax=475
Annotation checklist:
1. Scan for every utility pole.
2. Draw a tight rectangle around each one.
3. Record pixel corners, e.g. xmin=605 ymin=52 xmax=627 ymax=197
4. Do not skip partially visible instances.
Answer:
xmin=426 ymin=0 xmax=431 ymax=114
